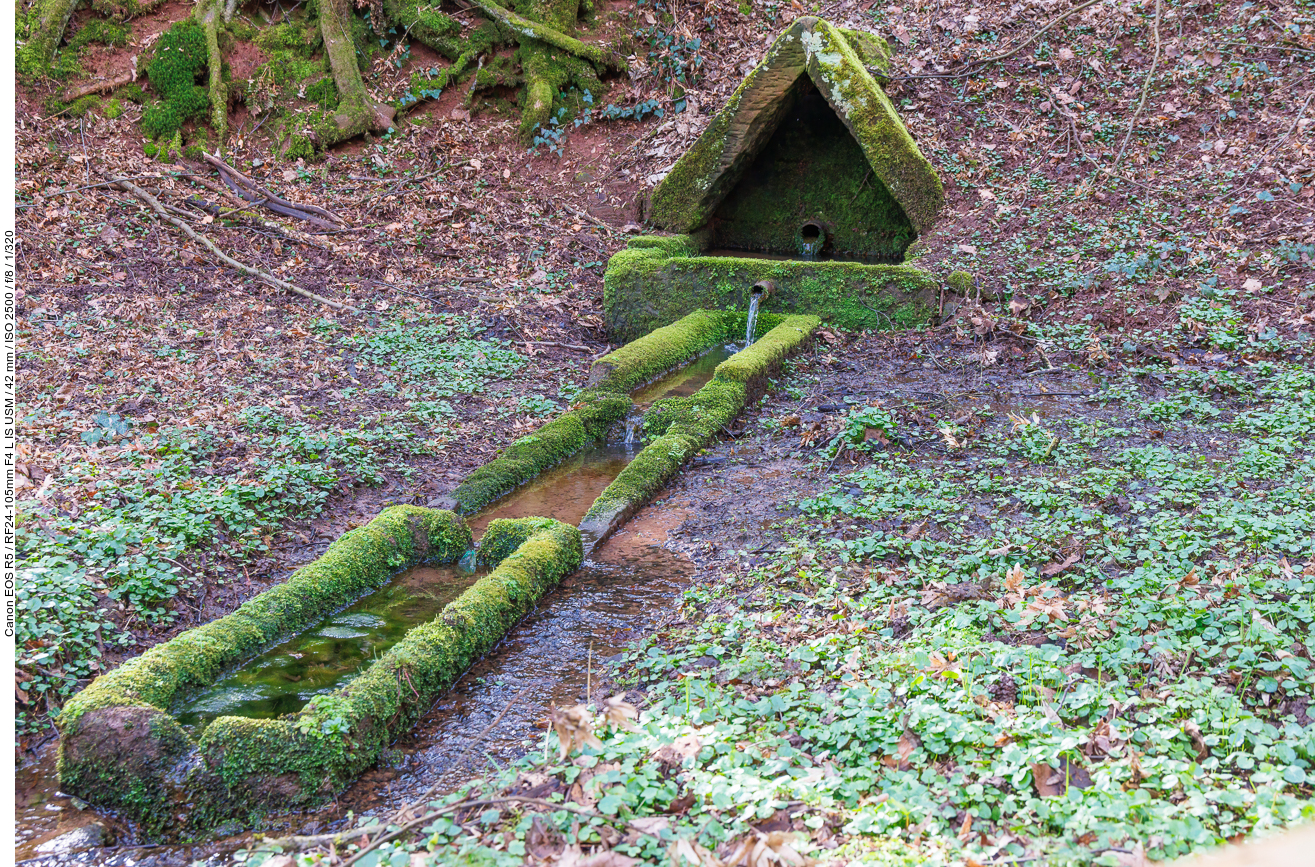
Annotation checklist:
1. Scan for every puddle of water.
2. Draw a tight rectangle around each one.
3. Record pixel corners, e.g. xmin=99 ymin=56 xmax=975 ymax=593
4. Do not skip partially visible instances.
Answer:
xmin=172 ymin=565 xmax=482 ymax=730
xmin=334 ymin=531 xmax=694 ymax=815
xmin=630 ymin=344 xmax=736 ymax=407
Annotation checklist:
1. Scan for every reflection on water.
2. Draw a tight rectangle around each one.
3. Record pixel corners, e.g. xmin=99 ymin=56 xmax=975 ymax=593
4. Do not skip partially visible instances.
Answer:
xmin=172 ymin=565 xmax=481 ymax=729
xmin=468 ymin=443 xmax=638 ymax=537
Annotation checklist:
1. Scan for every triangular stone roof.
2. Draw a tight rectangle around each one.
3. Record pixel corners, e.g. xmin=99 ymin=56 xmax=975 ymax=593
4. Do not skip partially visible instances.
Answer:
xmin=647 ymin=17 xmax=943 ymax=237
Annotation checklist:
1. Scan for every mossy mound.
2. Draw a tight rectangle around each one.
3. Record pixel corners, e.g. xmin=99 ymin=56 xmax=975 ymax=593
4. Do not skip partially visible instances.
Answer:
xmin=142 ymin=20 xmax=210 ymax=140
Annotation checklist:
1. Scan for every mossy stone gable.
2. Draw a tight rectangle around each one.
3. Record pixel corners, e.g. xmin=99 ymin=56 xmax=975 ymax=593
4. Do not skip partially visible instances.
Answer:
xmin=647 ymin=16 xmax=942 ymax=248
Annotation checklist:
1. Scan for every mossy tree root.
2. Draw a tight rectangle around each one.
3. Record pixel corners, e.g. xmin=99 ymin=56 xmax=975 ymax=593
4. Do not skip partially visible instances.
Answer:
xmin=469 ymin=0 xmax=622 ymax=72
xmin=194 ymin=0 xmax=228 ymax=151
xmin=317 ymin=0 xmax=395 ymax=146
xmin=18 ymin=0 xmax=80 ymax=75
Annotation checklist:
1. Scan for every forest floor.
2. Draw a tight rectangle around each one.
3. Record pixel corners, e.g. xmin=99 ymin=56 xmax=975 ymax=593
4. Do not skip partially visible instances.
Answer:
xmin=14 ymin=0 xmax=1315 ymax=863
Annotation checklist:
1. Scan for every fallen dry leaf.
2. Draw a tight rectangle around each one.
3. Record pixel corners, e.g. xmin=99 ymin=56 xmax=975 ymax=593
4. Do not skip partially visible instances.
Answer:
xmin=1041 ymin=551 xmax=1081 ymax=576
xmin=551 ymin=704 xmax=602 ymax=760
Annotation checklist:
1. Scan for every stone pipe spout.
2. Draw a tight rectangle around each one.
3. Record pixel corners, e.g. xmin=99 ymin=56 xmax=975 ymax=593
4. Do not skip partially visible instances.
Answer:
xmin=797 ymin=222 xmax=826 ymax=259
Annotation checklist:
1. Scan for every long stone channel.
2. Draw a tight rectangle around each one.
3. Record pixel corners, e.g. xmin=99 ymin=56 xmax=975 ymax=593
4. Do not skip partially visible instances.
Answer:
xmin=54 ymin=309 xmax=818 ymax=837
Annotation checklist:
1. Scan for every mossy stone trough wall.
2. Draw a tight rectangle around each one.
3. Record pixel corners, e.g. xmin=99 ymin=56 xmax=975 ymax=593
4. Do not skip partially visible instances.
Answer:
xmin=579 ymin=314 xmax=819 ymax=547
xmin=447 ymin=308 xmax=779 ymax=514
xmin=57 ymin=508 xmax=580 ymax=836
xmin=603 ymin=236 xmax=938 ymax=343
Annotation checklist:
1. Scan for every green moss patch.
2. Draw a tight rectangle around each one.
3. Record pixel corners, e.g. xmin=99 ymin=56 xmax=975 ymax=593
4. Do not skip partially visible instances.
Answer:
xmin=579 ymin=315 xmax=818 ymax=547
xmin=585 ymin=308 xmax=732 ymax=395
xmin=142 ymin=20 xmax=210 ymax=140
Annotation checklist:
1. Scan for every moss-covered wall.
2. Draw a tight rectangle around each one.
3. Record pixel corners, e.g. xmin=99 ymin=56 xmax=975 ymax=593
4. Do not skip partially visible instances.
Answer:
xmin=647 ymin=17 xmax=943 ymax=239
xmin=579 ymin=315 xmax=818 ymax=547
xmin=448 ymin=309 xmax=749 ymax=515
xmin=603 ymin=237 xmax=938 ymax=343
xmin=709 ymin=80 xmax=914 ymax=260
xmin=57 ymin=510 xmax=578 ymax=837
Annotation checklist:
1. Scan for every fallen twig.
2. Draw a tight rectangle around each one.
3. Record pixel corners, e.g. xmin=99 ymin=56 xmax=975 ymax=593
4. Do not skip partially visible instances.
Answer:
xmin=1110 ymin=0 xmax=1162 ymax=174
xmin=523 ymin=340 xmax=594 ymax=353
xmin=203 ymin=152 xmax=344 ymax=225
xmin=109 ymin=176 xmax=359 ymax=312
xmin=890 ymin=0 xmax=1107 ymax=81
xmin=61 ymin=70 xmax=139 ymax=103
xmin=44 ymin=175 xmax=166 ymax=199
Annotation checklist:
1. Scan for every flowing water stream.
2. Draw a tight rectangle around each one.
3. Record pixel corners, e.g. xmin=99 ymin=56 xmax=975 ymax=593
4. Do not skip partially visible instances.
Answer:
xmin=744 ymin=293 xmax=762 ymax=347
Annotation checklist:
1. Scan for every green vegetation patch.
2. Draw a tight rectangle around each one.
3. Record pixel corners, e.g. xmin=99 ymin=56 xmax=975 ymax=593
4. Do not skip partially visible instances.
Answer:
xmin=142 ymin=20 xmax=211 ymax=140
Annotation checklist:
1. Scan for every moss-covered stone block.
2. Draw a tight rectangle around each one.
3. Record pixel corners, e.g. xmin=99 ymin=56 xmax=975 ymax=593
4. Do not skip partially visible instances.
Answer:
xmin=195 ymin=518 xmax=580 ymax=824
xmin=603 ymin=237 xmax=937 ymax=342
xmin=579 ymin=315 xmax=818 ymax=547
xmin=57 ymin=506 xmax=475 ymax=836
xmin=448 ymin=309 xmax=747 ymax=516
xmin=585 ymin=308 xmax=731 ymax=395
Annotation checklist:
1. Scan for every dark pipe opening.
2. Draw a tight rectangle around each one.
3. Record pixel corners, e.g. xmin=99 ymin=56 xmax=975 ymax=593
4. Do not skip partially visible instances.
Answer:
xmin=800 ymin=222 xmax=822 ymax=240
xmin=750 ymin=279 xmax=774 ymax=299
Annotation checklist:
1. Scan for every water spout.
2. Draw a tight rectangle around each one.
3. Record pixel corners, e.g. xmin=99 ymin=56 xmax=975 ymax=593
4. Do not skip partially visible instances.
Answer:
xmin=744 ymin=281 xmax=773 ymax=347
xmin=744 ymin=292 xmax=761 ymax=347
xmin=622 ymin=409 xmax=644 ymax=445
xmin=797 ymin=222 xmax=825 ymax=260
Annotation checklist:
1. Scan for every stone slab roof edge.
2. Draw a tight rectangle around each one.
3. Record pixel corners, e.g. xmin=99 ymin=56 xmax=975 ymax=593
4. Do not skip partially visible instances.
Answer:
xmin=647 ymin=16 xmax=944 ymax=236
